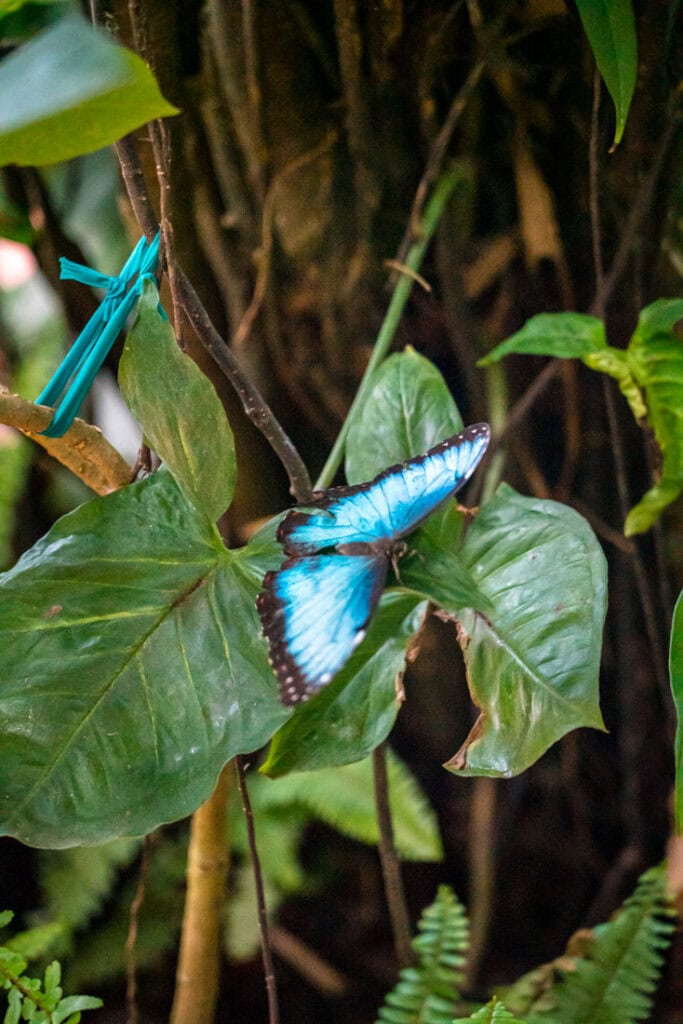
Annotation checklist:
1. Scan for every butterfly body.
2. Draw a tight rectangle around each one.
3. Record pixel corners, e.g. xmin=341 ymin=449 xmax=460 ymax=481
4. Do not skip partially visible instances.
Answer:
xmin=257 ymin=422 xmax=490 ymax=705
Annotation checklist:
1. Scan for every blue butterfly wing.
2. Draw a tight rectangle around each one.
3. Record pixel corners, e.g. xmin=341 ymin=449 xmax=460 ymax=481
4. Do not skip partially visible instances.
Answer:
xmin=280 ymin=422 xmax=490 ymax=554
xmin=257 ymin=554 xmax=387 ymax=704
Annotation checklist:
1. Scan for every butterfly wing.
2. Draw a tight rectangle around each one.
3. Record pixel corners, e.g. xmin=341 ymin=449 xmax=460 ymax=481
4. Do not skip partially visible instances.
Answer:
xmin=257 ymin=554 xmax=387 ymax=704
xmin=280 ymin=422 xmax=490 ymax=554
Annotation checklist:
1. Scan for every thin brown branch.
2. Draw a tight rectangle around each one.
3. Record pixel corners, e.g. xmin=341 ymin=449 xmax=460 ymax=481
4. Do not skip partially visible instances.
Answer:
xmin=464 ymin=777 xmax=497 ymax=990
xmin=595 ymin=115 xmax=679 ymax=315
xmin=589 ymin=68 xmax=605 ymax=317
xmin=125 ymin=835 xmax=154 ymax=1024
xmin=0 ymin=388 xmax=131 ymax=494
xmin=114 ymin=136 xmax=159 ymax=241
xmin=235 ymin=756 xmax=281 ymax=1024
xmin=269 ymin=925 xmax=348 ymax=996
xmin=233 ymin=129 xmax=338 ymax=351
xmin=397 ymin=59 xmax=485 ymax=264
xmin=372 ymin=743 xmax=415 ymax=969
xmin=175 ymin=267 xmax=313 ymax=501
xmin=170 ymin=766 xmax=232 ymax=1024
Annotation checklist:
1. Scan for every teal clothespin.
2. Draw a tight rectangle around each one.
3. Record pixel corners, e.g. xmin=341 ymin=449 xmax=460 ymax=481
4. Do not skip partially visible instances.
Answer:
xmin=36 ymin=230 xmax=164 ymax=438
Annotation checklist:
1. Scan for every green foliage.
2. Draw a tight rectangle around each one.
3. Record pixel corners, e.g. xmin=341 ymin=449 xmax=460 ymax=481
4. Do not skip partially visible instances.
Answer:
xmin=0 ymin=470 xmax=289 ymax=847
xmin=504 ymin=866 xmax=674 ymax=1024
xmin=261 ymin=592 xmax=427 ymax=777
xmin=0 ymin=13 xmax=178 ymax=167
xmin=453 ymin=996 xmax=527 ymax=1024
xmin=0 ymin=912 xmax=101 ymax=1023
xmin=258 ymin=749 xmax=443 ymax=861
xmin=481 ymin=301 xmax=683 ymax=534
xmin=375 ymin=885 xmax=468 ymax=1024
xmin=447 ymin=484 xmax=607 ymax=777
xmin=120 ymin=280 xmax=236 ymax=522
xmin=478 ymin=313 xmax=607 ymax=365
xmin=574 ymin=0 xmax=637 ymax=146
xmin=345 ymin=347 xmax=464 ymax=484
xmin=39 ymin=839 xmax=140 ymax=931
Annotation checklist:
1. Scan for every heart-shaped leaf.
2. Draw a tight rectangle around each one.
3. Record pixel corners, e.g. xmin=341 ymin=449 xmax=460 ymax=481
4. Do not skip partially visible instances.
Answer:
xmin=0 ymin=471 xmax=287 ymax=848
xmin=345 ymin=348 xmax=463 ymax=484
xmin=446 ymin=484 xmax=606 ymax=777
xmin=119 ymin=280 xmax=236 ymax=522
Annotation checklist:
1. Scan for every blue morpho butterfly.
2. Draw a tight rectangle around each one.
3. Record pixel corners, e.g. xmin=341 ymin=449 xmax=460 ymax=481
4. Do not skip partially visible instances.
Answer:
xmin=257 ymin=422 xmax=490 ymax=705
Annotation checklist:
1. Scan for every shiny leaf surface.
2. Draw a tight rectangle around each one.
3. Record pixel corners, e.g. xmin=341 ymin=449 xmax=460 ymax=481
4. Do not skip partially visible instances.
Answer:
xmin=447 ymin=485 xmax=606 ymax=777
xmin=0 ymin=14 xmax=178 ymax=167
xmin=0 ymin=471 xmax=287 ymax=847
xmin=120 ymin=281 xmax=236 ymax=521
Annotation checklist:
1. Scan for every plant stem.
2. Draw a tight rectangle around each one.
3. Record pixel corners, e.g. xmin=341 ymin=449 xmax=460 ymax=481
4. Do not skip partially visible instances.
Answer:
xmin=372 ymin=743 xmax=415 ymax=968
xmin=125 ymin=835 xmax=153 ymax=1024
xmin=235 ymin=756 xmax=281 ymax=1024
xmin=315 ymin=167 xmax=462 ymax=490
xmin=170 ymin=765 xmax=232 ymax=1024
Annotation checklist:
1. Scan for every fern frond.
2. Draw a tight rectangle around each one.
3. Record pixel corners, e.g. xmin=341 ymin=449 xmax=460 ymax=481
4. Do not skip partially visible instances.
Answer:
xmin=375 ymin=885 xmax=468 ymax=1024
xmin=454 ymin=995 xmax=528 ymax=1023
xmin=507 ymin=864 xmax=675 ymax=1024
xmin=39 ymin=838 xmax=140 ymax=931
xmin=258 ymin=749 xmax=443 ymax=861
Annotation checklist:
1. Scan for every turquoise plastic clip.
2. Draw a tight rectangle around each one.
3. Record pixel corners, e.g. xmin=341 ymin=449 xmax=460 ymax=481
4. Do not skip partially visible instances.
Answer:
xmin=36 ymin=231 xmax=163 ymax=438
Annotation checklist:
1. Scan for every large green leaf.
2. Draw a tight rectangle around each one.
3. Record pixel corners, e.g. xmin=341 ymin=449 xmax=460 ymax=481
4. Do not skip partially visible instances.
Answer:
xmin=261 ymin=593 xmax=426 ymax=777
xmin=0 ymin=13 xmax=178 ymax=167
xmin=622 ymin=299 xmax=683 ymax=535
xmin=575 ymin=0 xmax=637 ymax=146
xmin=119 ymin=281 xmax=235 ymax=522
xmin=446 ymin=485 xmax=606 ymax=777
xmin=669 ymin=589 xmax=683 ymax=832
xmin=0 ymin=471 xmax=287 ymax=848
xmin=345 ymin=347 xmax=463 ymax=484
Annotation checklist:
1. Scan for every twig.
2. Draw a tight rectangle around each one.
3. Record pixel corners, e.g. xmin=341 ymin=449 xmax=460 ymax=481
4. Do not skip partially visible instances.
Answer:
xmin=597 ymin=115 xmax=679 ymax=313
xmin=175 ymin=267 xmax=313 ymax=501
xmin=269 ymin=925 xmax=348 ymax=996
xmin=170 ymin=766 xmax=232 ymax=1024
xmin=0 ymin=388 xmax=131 ymax=494
xmin=333 ymin=0 xmax=379 ymax=237
xmin=397 ymin=59 xmax=485 ymax=264
xmin=589 ymin=68 xmax=605 ymax=317
xmin=114 ymin=136 xmax=158 ymax=240
xmin=233 ymin=129 xmax=338 ymax=352
xmin=125 ymin=835 xmax=154 ymax=1024
xmin=112 ymin=125 xmax=313 ymax=502
xmin=372 ymin=743 xmax=415 ymax=969
xmin=235 ymin=756 xmax=281 ymax=1024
